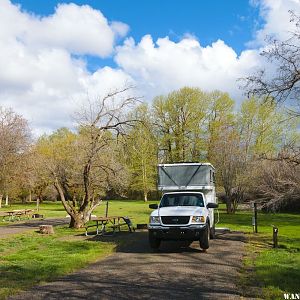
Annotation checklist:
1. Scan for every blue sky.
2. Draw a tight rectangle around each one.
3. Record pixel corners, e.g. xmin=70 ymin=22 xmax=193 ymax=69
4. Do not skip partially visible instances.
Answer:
xmin=2 ymin=0 xmax=299 ymax=134
xmin=13 ymin=1 xmax=261 ymax=50
xmin=12 ymin=0 xmax=262 ymax=70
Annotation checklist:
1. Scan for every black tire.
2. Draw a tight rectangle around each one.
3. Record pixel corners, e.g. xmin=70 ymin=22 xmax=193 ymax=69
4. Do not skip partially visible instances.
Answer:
xmin=199 ymin=224 xmax=210 ymax=250
xmin=210 ymin=223 xmax=215 ymax=239
xmin=149 ymin=234 xmax=161 ymax=249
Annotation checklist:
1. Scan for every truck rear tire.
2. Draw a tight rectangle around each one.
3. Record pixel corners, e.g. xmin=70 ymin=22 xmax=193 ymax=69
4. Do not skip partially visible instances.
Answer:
xmin=199 ymin=224 xmax=210 ymax=250
xmin=149 ymin=235 xmax=161 ymax=249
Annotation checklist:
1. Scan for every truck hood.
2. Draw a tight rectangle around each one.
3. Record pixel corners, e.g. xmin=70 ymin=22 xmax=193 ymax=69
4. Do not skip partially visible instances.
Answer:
xmin=153 ymin=206 xmax=205 ymax=217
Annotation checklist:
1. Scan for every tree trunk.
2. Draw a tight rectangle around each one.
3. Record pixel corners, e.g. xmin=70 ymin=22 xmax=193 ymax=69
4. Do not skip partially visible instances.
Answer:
xmin=36 ymin=197 xmax=40 ymax=212
xmin=0 ymin=194 xmax=2 ymax=208
xmin=5 ymin=195 xmax=8 ymax=206
xmin=69 ymin=213 xmax=85 ymax=229
xmin=225 ymin=197 xmax=233 ymax=214
xmin=54 ymin=178 xmax=101 ymax=229
xmin=144 ymin=191 xmax=148 ymax=202
xmin=29 ymin=190 xmax=32 ymax=202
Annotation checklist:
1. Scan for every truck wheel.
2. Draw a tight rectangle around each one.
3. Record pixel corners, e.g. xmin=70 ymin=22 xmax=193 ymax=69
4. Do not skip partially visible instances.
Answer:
xmin=210 ymin=223 xmax=215 ymax=239
xmin=149 ymin=235 xmax=161 ymax=249
xmin=199 ymin=224 xmax=210 ymax=250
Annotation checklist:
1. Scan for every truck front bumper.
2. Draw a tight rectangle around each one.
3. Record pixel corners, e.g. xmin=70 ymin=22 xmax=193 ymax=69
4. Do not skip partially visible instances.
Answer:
xmin=148 ymin=224 xmax=207 ymax=241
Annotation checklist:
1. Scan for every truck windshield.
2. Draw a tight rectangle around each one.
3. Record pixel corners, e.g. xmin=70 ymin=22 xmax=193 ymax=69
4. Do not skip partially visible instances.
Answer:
xmin=160 ymin=194 xmax=204 ymax=207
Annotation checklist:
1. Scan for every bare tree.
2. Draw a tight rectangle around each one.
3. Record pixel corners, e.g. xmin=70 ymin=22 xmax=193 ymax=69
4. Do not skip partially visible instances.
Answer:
xmin=252 ymin=160 xmax=300 ymax=211
xmin=241 ymin=11 xmax=300 ymax=116
xmin=211 ymin=125 xmax=247 ymax=213
xmin=0 ymin=107 xmax=30 ymax=207
xmin=39 ymin=87 xmax=139 ymax=228
xmin=258 ymin=139 xmax=300 ymax=166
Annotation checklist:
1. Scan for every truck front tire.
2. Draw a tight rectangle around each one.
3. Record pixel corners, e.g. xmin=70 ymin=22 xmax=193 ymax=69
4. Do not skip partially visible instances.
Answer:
xmin=149 ymin=234 xmax=161 ymax=249
xmin=199 ymin=224 xmax=210 ymax=250
xmin=210 ymin=223 xmax=215 ymax=239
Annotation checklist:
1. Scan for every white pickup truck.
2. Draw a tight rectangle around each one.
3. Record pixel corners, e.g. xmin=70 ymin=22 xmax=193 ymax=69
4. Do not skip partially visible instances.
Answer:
xmin=148 ymin=163 xmax=218 ymax=250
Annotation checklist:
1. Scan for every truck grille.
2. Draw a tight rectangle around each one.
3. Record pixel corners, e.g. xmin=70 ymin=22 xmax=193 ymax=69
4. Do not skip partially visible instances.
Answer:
xmin=161 ymin=216 xmax=190 ymax=225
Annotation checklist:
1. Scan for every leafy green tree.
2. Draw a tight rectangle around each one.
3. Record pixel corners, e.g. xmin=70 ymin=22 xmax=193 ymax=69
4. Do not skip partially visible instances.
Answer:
xmin=124 ymin=104 xmax=157 ymax=201
xmin=214 ymin=97 xmax=290 ymax=212
xmin=207 ymin=91 xmax=235 ymax=161
xmin=238 ymin=97 xmax=284 ymax=158
xmin=153 ymin=87 xmax=209 ymax=162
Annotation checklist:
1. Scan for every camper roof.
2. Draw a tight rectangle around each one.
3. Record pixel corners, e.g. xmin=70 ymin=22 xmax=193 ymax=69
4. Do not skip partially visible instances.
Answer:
xmin=158 ymin=162 xmax=215 ymax=169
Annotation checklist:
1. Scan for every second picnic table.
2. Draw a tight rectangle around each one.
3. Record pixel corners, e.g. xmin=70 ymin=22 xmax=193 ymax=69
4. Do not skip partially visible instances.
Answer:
xmin=1 ymin=209 xmax=34 ymax=222
xmin=85 ymin=216 xmax=134 ymax=236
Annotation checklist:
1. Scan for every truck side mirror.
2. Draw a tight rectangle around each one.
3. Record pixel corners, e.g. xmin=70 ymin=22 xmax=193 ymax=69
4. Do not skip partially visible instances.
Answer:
xmin=149 ymin=204 xmax=158 ymax=209
xmin=207 ymin=203 xmax=218 ymax=209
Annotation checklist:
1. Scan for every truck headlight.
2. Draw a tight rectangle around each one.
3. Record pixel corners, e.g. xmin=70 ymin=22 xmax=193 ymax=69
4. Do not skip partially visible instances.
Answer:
xmin=149 ymin=216 xmax=160 ymax=224
xmin=191 ymin=216 xmax=205 ymax=223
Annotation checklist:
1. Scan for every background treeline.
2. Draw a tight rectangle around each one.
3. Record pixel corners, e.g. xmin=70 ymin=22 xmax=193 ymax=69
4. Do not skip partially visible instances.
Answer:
xmin=1 ymin=87 xmax=299 ymax=218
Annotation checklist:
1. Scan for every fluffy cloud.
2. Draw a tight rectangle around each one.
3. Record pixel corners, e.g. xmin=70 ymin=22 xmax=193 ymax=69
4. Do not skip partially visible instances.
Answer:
xmin=114 ymin=0 xmax=300 ymax=102
xmin=0 ymin=0 xmax=299 ymax=134
xmin=253 ymin=0 xmax=300 ymax=44
xmin=115 ymin=36 xmax=262 ymax=101
xmin=0 ymin=0 xmax=129 ymax=57
xmin=0 ymin=0 xmax=133 ymax=135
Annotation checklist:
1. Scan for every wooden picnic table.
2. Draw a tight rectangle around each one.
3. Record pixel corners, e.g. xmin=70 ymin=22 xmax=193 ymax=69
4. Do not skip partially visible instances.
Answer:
xmin=85 ymin=216 xmax=134 ymax=236
xmin=1 ymin=209 xmax=34 ymax=222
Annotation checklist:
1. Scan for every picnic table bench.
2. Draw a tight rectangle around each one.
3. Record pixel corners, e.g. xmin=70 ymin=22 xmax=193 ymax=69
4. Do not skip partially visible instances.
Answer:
xmin=85 ymin=216 xmax=134 ymax=236
xmin=1 ymin=209 xmax=35 ymax=222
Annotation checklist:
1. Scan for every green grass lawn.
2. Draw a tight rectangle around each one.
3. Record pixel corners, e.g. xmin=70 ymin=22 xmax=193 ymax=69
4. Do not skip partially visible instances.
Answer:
xmin=217 ymin=205 xmax=300 ymax=299
xmin=0 ymin=227 xmax=115 ymax=299
xmin=0 ymin=200 xmax=299 ymax=299
xmin=0 ymin=200 xmax=156 ymax=299
xmin=0 ymin=201 xmax=67 ymax=220
xmin=0 ymin=200 xmax=156 ymax=223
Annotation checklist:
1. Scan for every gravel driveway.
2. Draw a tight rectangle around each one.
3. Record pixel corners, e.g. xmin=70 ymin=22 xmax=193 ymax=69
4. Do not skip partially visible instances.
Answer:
xmin=9 ymin=230 xmax=252 ymax=300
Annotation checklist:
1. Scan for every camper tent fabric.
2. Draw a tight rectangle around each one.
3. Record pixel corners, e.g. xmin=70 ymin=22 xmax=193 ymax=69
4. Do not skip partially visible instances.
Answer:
xmin=158 ymin=164 xmax=214 ymax=189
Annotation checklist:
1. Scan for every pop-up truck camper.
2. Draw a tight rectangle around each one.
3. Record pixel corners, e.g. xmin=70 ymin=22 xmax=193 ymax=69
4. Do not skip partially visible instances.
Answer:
xmin=148 ymin=163 xmax=218 ymax=250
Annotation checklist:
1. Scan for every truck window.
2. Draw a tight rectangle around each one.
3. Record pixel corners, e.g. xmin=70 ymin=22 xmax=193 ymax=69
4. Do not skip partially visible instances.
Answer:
xmin=160 ymin=194 xmax=204 ymax=207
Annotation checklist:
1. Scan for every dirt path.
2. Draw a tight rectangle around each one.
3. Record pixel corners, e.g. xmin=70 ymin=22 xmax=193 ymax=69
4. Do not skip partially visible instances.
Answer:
xmin=0 ymin=218 xmax=69 ymax=238
xmin=9 ymin=231 xmax=252 ymax=300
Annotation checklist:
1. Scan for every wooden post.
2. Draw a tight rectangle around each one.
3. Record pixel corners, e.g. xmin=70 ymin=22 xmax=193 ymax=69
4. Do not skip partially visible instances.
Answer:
xmin=5 ymin=195 xmax=8 ymax=206
xmin=272 ymin=225 xmax=278 ymax=248
xmin=253 ymin=202 xmax=258 ymax=233
xmin=105 ymin=201 xmax=109 ymax=217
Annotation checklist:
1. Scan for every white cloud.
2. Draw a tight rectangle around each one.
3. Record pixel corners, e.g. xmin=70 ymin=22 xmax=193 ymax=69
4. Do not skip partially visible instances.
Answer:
xmin=115 ymin=35 xmax=262 ymax=101
xmin=0 ymin=0 xmax=133 ymax=135
xmin=0 ymin=0 xmax=129 ymax=57
xmin=0 ymin=0 xmax=299 ymax=135
xmin=253 ymin=0 xmax=300 ymax=44
xmin=114 ymin=0 xmax=300 ymax=102
xmin=111 ymin=21 xmax=130 ymax=39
